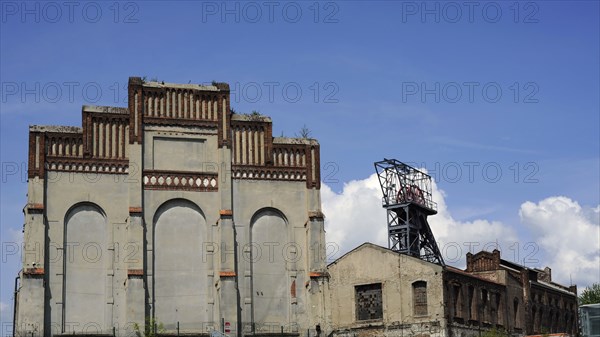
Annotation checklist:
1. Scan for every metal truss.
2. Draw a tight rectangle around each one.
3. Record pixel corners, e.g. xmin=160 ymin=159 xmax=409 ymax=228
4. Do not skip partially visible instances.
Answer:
xmin=375 ymin=159 xmax=445 ymax=266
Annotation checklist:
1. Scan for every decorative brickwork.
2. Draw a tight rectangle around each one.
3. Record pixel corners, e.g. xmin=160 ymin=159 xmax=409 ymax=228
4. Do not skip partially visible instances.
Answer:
xmin=143 ymin=170 xmax=218 ymax=191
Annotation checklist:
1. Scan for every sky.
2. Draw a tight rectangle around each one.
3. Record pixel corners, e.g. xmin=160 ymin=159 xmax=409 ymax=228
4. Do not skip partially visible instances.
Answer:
xmin=1 ymin=0 xmax=599 ymax=332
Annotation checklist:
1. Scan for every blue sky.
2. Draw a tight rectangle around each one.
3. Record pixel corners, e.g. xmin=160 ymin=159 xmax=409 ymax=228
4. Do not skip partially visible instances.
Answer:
xmin=1 ymin=0 xmax=599 ymax=330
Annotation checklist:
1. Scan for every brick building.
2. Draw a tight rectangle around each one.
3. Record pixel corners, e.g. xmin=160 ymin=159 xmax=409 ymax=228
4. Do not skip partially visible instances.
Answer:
xmin=15 ymin=77 xmax=327 ymax=337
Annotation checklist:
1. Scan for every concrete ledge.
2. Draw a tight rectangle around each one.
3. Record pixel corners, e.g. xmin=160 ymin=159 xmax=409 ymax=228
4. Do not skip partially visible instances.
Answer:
xmin=308 ymin=211 xmax=325 ymax=220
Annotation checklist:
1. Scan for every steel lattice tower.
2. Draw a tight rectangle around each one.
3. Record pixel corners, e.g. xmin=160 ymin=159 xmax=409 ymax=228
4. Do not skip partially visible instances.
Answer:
xmin=374 ymin=159 xmax=445 ymax=266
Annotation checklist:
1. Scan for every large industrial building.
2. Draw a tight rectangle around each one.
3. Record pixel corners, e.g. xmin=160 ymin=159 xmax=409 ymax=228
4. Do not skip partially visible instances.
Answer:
xmin=15 ymin=77 xmax=327 ymax=337
xmin=14 ymin=77 xmax=579 ymax=337
xmin=328 ymin=244 xmax=579 ymax=337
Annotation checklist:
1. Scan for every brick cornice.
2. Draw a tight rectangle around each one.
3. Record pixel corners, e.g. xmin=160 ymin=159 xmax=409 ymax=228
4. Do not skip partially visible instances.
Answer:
xmin=127 ymin=269 xmax=144 ymax=276
xmin=219 ymin=271 xmax=236 ymax=277
xmin=129 ymin=207 xmax=143 ymax=215
xmin=23 ymin=268 xmax=44 ymax=276
xmin=27 ymin=203 xmax=44 ymax=213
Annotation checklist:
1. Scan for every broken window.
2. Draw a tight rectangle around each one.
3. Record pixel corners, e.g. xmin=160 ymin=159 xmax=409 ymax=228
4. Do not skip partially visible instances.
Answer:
xmin=413 ymin=281 xmax=428 ymax=316
xmin=355 ymin=283 xmax=383 ymax=321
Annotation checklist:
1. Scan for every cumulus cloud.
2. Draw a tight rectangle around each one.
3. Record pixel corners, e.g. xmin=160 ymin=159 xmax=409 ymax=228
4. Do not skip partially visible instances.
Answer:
xmin=321 ymin=174 xmax=388 ymax=260
xmin=427 ymin=178 xmax=519 ymax=266
xmin=321 ymin=174 xmax=599 ymax=289
xmin=519 ymin=197 xmax=600 ymax=288
xmin=322 ymin=173 xmax=518 ymax=265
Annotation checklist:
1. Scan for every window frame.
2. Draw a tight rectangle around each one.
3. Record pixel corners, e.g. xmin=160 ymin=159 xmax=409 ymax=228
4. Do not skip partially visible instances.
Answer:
xmin=413 ymin=280 xmax=428 ymax=317
xmin=354 ymin=283 xmax=384 ymax=322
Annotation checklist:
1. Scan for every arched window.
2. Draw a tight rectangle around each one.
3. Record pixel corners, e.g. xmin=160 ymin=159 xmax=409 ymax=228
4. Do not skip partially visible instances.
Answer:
xmin=413 ymin=281 xmax=428 ymax=316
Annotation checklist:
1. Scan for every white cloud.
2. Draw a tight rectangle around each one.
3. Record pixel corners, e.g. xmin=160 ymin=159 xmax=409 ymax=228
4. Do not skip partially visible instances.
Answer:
xmin=321 ymin=175 xmax=599 ymax=290
xmin=519 ymin=197 xmax=600 ymax=288
xmin=321 ymin=174 xmax=388 ymax=260
xmin=427 ymin=178 xmax=519 ymax=266
xmin=322 ymin=173 xmax=518 ymax=265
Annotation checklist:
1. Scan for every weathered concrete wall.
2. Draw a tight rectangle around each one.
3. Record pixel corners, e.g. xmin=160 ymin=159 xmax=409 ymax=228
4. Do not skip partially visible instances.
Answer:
xmin=46 ymin=173 xmax=129 ymax=335
xmin=328 ymin=243 xmax=446 ymax=337
xmin=16 ymin=79 xmax=326 ymax=337
xmin=232 ymin=180 xmax=325 ymax=335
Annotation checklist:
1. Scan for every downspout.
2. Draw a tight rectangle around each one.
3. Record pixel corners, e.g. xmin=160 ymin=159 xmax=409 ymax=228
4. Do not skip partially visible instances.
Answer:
xmin=13 ymin=273 xmax=21 ymax=337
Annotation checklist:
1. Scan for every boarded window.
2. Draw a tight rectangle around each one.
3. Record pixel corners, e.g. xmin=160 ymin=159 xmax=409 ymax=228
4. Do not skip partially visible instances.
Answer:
xmin=413 ymin=281 xmax=428 ymax=316
xmin=453 ymin=284 xmax=462 ymax=318
xmin=355 ymin=283 xmax=383 ymax=321
xmin=495 ymin=293 xmax=502 ymax=324
xmin=513 ymin=298 xmax=519 ymax=328
xmin=468 ymin=286 xmax=475 ymax=320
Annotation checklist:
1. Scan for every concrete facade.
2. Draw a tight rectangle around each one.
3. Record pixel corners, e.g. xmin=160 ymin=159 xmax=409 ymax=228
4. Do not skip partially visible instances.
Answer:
xmin=328 ymin=243 xmax=446 ymax=337
xmin=15 ymin=77 xmax=327 ymax=337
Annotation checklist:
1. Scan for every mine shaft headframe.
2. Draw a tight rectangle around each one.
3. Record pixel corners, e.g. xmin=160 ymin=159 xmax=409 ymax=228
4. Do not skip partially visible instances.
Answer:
xmin=374 ymin=158 xmax=437 ymax=214
xmin=374 ymin=158 xmax=445 ymax=266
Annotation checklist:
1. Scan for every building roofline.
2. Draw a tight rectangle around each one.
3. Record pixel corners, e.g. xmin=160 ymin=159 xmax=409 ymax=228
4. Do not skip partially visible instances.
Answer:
xmin=82 ymin=105 xmax=128 ymax=114
xmin=579 ymin=303 xmax=600 ymax=308
xmin=532 ymin=280 xmax=577 ymax=295
xmin=142 ymin=80 xmax=223 ymax=91
xmin=231 ymin=113 xmax=272 ymax=123
xmin=444 ymin=265 xmax=506 ymax=286
xmin=274 ymin=137 xmax=319 ymax=146
xmin=29 ymin=125 xmax=82 ymax=133
xmin=327 ymin=242 xmax=442 ymax=269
